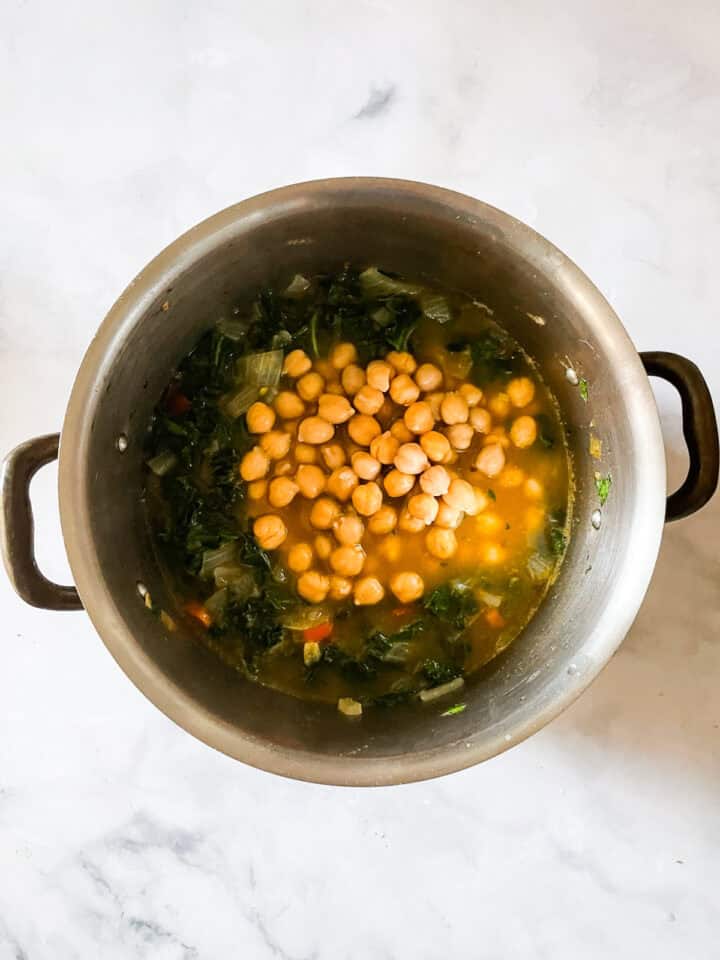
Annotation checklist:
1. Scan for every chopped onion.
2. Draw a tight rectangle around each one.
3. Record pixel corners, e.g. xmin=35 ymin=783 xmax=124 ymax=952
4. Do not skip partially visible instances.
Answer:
xmin=217 ymin=317 xmax=248 ymax=341
xmin=238 ymin=349 xmax=283 ymax=387
xmin=204 ymin=587 xmax=228 ymax=620
xmin=381 ymin=641 xmax=411 ymax=664
xmin=370 ymin=306 xmax=393 ymax=328
xmin=281 ymin=604 xmax=333 ymax=631
xmin=159 ymin=610 xmax=176 ymax=632
xmin=420 ymin=292 xmax=451 ymax=324
xmin=527 ymin=552 xmax=553 ymax=583
xmin=359 ymin=267 xmax=423 ymax=299
xmin=146 ymin=451 xmax=178 ymax=476
xmin=477 ymin=589 xmax=503 ymax=608
xmin=284 ymin=273 xmax=311 ymax=298
xmin=419 ymin=677 xmax=465 ymax=703
xmin=200 ymin=542 xmax=237 ymax=579
xmin=213 ymin=565 xmax=258 ymax=602
xmin=224 ymin=384 xmax=259 ymax=419
xmin=271 ymin=330 xmax=293 ymax=350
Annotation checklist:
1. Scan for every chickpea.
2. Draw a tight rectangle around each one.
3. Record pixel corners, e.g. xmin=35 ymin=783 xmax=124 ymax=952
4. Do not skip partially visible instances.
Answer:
xmin=489 ymin=392 xmax=511 ymax=419
xmin=314 ymin=534 xmax=333 ymax=559
xmin=288 ymin=542 xmax=313 ymax=573
xmin=524 ymin=477 xmax=544 ymax=500
xmin=295 ymin=464 xmax=327 ymax=499
xmin=348 ymin=414 xmax=382 ymax=446
xmin=326 ymin=466 xmax=359 ymax=502
xmin=426 ymin=392 xmax=445 ymax=420
xmin=384 ymin=469 xmax=415 ymax=498
xmin=260 ymin=430 xmax=292 ymax=460
xmin=325 ymin=380 xmax=345 ymax=396
xmin=366 ymin=360 xmax=393 ymax=392
xmin=297 ymin=570 xmax=330 ymax=603
xmin=470 ymin=407 xmax=492 ymax=434
xmin=459 ymin=383 xmax=483 ymax=407
xmin=408 ymin=492 xmax=439 ymax=525
xmin=415 ymin=363 xmax=443 ymax=392
xmin=318 ymin=394 xmax=354 ymax=425
xmin=353 ymin=576 xmax=385 ymax=606
xmin=386 ymin=351 xmax=417 ymax=375
xmin=473 ymin=489 xmax=490 ymax=514
xmin=390 ymin=571 xmax=425 ymax=603
xmin=498 ymin=465 xmax=525 ymax=488
xmin=368 ymin=504 xmax=397 ymax=535
xmin=420 ymin=430 xmax=451 ymax=463
xmin=313 ymin=359 xmax=334 ymax=379
xmin=380 ymin=535 xmax=401 ymax=562
xmin=353 ymin=385 xmax=385 ymax=416
xmin=273 ymin=459 xmax=293 ymax=477
xmin=329 ymin=575 xmax=353 ymax=601
xmin=435 ymin=501 xmax=464 ymax=529
xmin=333 ymin=513 xmax=365 ymax=545
xmin=426 ymin=526 xmax=458 ymax=560
xmin=295 ymin=442 xmax=318 ymax=464
xmin=390 ymin=373 xmax=420 ymax=406
xmin=283 ymin=349 xmax=312 ymax=378
xmin=484 ymin=426 xmax=511 ymax=449
xmin=475 ymin=443 xmax=506 ymax=477
xmin=297 ymin=371 xmax=325 ymax=402
xmin=352 ymin=482 xmax=383 ymax=517
xmin=247 ymin=479 xmax=267 ymax=501
xmin=510 ymin=415 xmax=537 ymax=449
xmin=310 ymin=496 xmax=341 ymax=530
xmin=319 ymin=444 xmax=345 ymax=471
xmin=274 ymin=390 xmax=305 ymax=420
xmin=404 ymin=401 xmax=434 ymax=435
xmin=351 ymin=451 xmax=381 ymax=481
xmin=475 ymin=512 xmax=503 ymax=536
xmin=246 ymin=401 xmax=276 ymax=434
xmin=330 ymin=544 xmax=366 ymax=577
xmin=268 ymin=476 xmax=300 ymax=508
xmin=445 ymin=423 xmax=473 ymax=452
xmin=394 ymin=442 xmax=429 ymax=475
xmin=482 ymin=542 xmax=506 ymax=565
xmin=443 ymin=477 xmax=477 ymax=513
xmin=419 ymin=464 xmax=451 ymax=497
xmin=342 ymin=363 xmax=366 ymax=395
xmin=239 ymin=446 xmax=270 ymax=481
xmin=441 ymin=392 xmax=469 ymax=425
xmin=507 ymin=376 xmax=536 ymax=408
xmin=390 ymin=420 xmax=415 ymax=444
xmin=253 ymin=514 xmax=288 ymax=550
xmin=298 ymin=416 xmax=335 ymax=445
xmin=370 ymin=431 xmax=399 ymax=465
xmin=330 ymin=342 xmax=357 ymax=370
xmin=399 ymin=509 xmax=425 ymax=533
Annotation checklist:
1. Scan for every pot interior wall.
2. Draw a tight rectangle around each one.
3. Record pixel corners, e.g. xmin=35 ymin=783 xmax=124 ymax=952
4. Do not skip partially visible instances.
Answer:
xmin=74 ymin=184 xmax=660 ymax=779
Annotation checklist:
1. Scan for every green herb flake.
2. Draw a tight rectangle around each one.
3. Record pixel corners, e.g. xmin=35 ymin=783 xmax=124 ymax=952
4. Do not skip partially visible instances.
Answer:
xmin=595 ymin=471 xmax=612 ymax=506
xmin=487 ymin=488 xmax=496 ymax=501
xmin=441 ymin=703 xmax=467 ymax=717
xmin=579 ymin=378 xmax=589 ymax=402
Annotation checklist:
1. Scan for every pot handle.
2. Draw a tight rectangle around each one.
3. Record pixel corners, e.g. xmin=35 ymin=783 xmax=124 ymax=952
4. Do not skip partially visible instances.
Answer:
xmin=0 ymin=433 xmax=82 ymax=610
xmin=640 ymin=351 xmax=719 ymax=522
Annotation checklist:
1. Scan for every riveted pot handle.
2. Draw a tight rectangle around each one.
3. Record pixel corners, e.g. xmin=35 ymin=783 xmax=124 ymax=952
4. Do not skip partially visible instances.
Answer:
xmin=640 ymin=352 xmax=719 ymax=521
xmin=0 ymin=433 xmax=82 ymax=610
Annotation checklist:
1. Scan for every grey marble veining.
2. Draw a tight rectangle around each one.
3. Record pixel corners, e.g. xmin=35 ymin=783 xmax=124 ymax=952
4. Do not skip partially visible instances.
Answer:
xmin=1 ymin=1 xmax=719 ymax=957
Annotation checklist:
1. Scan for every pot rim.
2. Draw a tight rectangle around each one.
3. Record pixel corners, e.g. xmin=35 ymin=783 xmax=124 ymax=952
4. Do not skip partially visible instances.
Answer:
xmin=57 ymin=177 xmax=666 ymax=785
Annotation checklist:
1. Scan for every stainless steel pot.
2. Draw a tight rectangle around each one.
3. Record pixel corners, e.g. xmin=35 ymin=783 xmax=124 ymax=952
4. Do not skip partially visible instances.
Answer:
xmin=2 ymin=179 xmax=718 ymax=785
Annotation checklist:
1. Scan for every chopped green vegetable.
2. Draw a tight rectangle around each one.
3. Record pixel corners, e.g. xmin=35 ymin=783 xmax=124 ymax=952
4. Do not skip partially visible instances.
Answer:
xmin=441 ymin=703 xmax=467 ymax=717
xmin=424 ymin=580 xmax=479 ymax=630
xmin=359 ymin=267 xmax=422 ymax=298
xmin=422 ymin=659 xmax=462 ymax=686
xmin=579 ymin=378 xmax=589 ymax=402
xmin=595 ymin=472 xmax=612 ymax=506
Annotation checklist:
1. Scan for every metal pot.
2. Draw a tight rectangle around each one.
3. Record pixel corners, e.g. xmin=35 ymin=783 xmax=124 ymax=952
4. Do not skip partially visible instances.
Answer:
xmin=2 ymin=179 xmax=718 ymax=785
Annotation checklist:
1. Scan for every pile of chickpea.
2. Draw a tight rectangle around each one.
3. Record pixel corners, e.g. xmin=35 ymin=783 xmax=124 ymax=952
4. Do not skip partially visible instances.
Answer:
xmin=238 ymin=343 xmax=539 ymax=607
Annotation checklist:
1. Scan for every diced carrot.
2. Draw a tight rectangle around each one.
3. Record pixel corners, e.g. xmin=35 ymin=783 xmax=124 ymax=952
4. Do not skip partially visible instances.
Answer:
xmin=485 ymin=608 xmax=506 ymax=629
xmin=185 ymin=601 xmax=212 ymax=628
xmin=303 ymin=621 xmax=333 ymax=643
xmin=166 ymin=390 xmax=192 ymax=416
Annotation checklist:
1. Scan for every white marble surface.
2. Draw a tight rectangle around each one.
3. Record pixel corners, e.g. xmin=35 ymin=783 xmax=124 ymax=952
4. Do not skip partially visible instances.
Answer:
xmin=2 ymin=1 xmax=719 ymax=956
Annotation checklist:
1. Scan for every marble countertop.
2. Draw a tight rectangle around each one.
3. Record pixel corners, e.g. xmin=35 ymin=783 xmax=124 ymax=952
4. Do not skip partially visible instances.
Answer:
xmin=2 ymin=2 xmax=719 ymax=956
